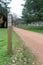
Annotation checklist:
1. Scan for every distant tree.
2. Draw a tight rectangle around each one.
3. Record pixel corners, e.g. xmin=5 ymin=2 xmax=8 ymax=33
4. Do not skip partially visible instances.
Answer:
xmin=22 ymin=0 xmax=43 ymax=24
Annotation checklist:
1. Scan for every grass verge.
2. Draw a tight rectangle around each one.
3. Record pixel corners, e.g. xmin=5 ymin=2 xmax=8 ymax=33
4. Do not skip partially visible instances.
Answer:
xmin=0 ymin=28 xmax=39 ymax=65
xmin=17 ymin=25 xmax=43 ymax=33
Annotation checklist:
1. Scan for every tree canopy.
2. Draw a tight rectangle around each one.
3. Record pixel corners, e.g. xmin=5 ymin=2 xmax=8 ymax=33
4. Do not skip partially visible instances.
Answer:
xmin=22 ymin=0 xmax=43 ymax=24
xmin=0 ymin=0 xmax=11 ymax=28
xmin=0 ymin=0 xmax=11 ymax=17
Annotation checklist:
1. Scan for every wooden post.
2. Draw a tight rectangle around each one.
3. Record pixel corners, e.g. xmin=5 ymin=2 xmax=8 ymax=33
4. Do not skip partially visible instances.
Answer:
xmin=8 ymin=13 xmax=12 ymax=53
xmin=8 ymin=26 xmax=12 ymax=52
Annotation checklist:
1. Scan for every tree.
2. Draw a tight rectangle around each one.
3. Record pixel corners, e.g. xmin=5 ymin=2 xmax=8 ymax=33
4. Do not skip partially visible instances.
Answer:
xmin=22 ymin=0 xmax=43 ymax=24
xmin=0 ymin=0 xmax=12 ymax=27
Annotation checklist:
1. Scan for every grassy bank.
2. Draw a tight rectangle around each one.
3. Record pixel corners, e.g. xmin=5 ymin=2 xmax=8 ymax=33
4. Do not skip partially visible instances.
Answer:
xmin=0 ymin=29 xmax=38 ymax=65
xmin=17 ymin=25 xmax=43 ymax=33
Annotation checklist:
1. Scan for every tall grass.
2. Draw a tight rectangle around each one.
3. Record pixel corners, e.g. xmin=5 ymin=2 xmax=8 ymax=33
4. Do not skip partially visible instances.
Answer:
xmin=17 ymin=25 xmax=43 ymax=33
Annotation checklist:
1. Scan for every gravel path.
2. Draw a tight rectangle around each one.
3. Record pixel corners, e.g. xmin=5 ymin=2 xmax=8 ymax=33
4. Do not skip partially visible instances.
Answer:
xmin=13 ymin=27 xmax=43 ymax=64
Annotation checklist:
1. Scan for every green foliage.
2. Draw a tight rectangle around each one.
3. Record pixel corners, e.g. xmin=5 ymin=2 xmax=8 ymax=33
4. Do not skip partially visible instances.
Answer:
xmin=22 ymin=0 xmax=43 ymax=23
xmin=0 ymin=2 xmax=6 ymax=17
xmin=0 ymin=0 xmax=11 ymax=18
xmin=0 ymin=0 xmax=11 ymax=28
xmin=17 ymin=25 xmax=43 ymax=33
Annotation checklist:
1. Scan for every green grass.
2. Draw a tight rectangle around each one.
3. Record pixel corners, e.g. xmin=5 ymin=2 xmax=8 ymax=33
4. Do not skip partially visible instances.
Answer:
xmin=17 ymin=25 xmax=43 ymax=33
xmin=0 ymin=29 xmax=39 ymax=65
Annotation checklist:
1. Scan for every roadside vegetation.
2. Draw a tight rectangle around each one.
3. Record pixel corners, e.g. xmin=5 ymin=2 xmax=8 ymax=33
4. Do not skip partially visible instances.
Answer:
xmin=0 ymin=29 xmax=39 ymax=65
xmin=17 ymin=25 xmax=43 ymax=33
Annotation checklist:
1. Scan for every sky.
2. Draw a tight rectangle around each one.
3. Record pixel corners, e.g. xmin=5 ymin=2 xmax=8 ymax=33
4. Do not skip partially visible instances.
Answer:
xmin=8 ymin=0 xmax=25 ymax=17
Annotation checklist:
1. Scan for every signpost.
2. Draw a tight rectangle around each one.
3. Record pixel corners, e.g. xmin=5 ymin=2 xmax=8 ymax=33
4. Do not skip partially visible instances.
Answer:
xmin=8 ymin=13 xmax=12 ymax=53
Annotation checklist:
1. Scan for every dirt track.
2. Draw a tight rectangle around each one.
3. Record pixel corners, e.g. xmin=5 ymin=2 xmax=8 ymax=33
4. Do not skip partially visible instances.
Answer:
xmin=13 ymin=27 xmax=43 ymax=64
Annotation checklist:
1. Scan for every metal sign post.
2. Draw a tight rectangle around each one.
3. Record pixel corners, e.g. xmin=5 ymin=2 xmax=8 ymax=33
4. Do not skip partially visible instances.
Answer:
xmin=8 ymin=13 xmax=12 ymax=53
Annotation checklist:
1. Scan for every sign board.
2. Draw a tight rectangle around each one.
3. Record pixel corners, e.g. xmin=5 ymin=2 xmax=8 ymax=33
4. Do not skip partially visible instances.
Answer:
xmin=8 ymin=13 xmax=12 ymax=27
